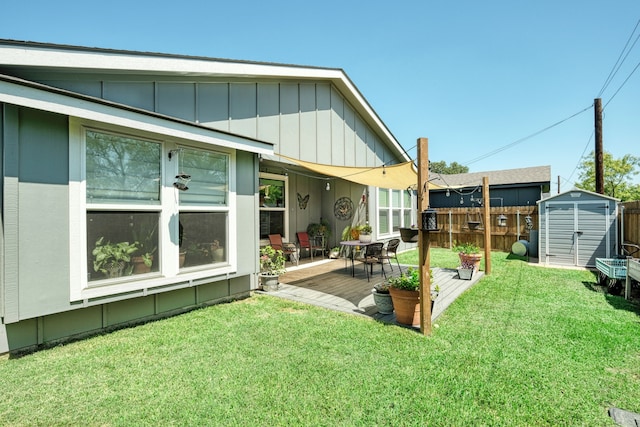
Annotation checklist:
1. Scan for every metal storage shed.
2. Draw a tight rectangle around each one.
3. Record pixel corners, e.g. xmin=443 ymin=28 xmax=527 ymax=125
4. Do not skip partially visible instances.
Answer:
xmin=537 ymin=189 xmax=619 ymax=267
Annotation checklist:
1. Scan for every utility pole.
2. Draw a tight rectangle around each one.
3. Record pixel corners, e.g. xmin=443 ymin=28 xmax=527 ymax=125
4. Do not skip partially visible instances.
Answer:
xmin=594 ymin=98 xmax=604 ymax=194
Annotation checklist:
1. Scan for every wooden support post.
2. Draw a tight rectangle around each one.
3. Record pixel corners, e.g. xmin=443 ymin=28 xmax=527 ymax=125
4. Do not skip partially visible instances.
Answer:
xmin=417 ymin=137 xmax=432 ymax=335
xmin=482 ymin=176 xmax=492 ymax=275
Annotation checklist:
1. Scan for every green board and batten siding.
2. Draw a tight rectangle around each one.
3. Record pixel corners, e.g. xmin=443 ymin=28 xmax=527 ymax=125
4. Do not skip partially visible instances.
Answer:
xmin=0 ymin=104 xmax=257 ymax=354
xmin=34 ymin=76 xmax=396 ymax=169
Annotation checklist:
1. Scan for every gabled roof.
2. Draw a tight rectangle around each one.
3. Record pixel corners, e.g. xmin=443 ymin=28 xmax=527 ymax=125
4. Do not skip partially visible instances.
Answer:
xmin=537 ymin=187 xmax=619 ymax=203
xmin=0 ymin=39 xmax=410 ymax=163
xmin=430 ymin=165 xmax=551 ymax=189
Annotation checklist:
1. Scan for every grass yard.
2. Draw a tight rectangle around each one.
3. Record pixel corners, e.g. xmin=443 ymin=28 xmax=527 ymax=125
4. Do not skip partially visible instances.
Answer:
xmin=0 ymin=249 xmax=639 ymax=425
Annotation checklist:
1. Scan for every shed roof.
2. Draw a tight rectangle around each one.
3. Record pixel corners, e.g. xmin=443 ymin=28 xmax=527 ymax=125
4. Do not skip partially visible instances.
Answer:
xmin=537 ymin=187 xmax=620 ymax=203
xmin=430 ymin=165 xmax=551 ymax=189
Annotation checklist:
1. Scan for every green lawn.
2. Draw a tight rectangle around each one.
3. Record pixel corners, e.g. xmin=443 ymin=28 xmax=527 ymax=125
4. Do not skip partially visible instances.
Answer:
xmin=1 ymin=249 xmax=639 ymax=426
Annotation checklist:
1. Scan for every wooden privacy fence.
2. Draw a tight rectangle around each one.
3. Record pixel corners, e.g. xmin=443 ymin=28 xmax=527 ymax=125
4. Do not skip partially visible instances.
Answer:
xmin=621 ymin=201 xmax=640 ymax=246
xmin=427 ymin=206 xmax=538 ymax=253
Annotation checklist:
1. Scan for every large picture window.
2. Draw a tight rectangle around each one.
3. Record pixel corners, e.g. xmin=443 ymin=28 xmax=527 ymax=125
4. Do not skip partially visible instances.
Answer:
xmin=72 ymin=124 xmax=234 ymax=299
xmin=86 ymin=131 xmax=161 ymax=282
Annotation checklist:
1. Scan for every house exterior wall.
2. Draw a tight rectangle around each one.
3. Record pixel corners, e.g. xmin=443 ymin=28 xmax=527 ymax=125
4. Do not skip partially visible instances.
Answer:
xmin=27 ymin=74 xmax=395 ymax=168
xmin=0 ymin=104 xmax=259 ymax=353
xmin=430 ymin=185 xmax=544 ymax=209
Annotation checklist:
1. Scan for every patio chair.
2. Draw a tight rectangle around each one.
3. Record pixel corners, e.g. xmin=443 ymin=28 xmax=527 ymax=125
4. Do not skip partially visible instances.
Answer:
xmin=355 ymin=242 xmax=386 ymax=282
xmin=268 ymin=234 xmax=299 ymax=266
xmin=296 ymin=231 xmax=325 ymax=261
xmin=378 ymin=238 xmax=401 ymax=271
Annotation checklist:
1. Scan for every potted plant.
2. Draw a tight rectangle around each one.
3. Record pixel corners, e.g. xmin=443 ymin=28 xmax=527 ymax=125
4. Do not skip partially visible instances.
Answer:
xmin=259 ymin=245 xmax=286 ymax=291
xmin=387 ymin=267 xmax=439 ymax=326
xmin=453 ymin=241 xmax=482 ymax=272
xmin=372 ymin=281 xmax=394 ymax=314
xmin=358 ymin=223 xmax=373 ymax=243
xmin=399 ymin=225 xmax=419 ymax=243
xmin=92 ymin=237 xmax=139 ymax=278
xmin=131 ymin=217 xmax=158 ymax=274
xmin=329 ymin=247 xmax=341 ymax=259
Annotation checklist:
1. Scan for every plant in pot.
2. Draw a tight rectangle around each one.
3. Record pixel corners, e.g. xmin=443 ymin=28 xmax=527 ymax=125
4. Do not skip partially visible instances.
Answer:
xmin=372 ymin=281 xmax=394 ymax=315
xmin=259 ymin=245 xmax=286 ymax=291
xmin=329 ymin=247 xmax=341 ymax=259
xmin=387 ymin=267 xmax=439 ymax=326
xmin=131 ymin=217 xmax=158 ymax=274
xmin=358 ymin=223 xmax=373 ymax=243
xmin=453 ymin=241 xmax=482 ymax=273
xmin=92 ymin=237 xmax=139 ymax=279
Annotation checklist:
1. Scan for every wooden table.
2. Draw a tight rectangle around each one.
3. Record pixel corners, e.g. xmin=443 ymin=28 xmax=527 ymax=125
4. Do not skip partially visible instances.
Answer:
xmin=340 ymin=240 xmax=376 ymax=277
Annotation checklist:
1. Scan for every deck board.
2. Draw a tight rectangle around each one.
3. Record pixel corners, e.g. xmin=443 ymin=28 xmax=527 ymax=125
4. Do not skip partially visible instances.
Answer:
xmin=264 ymin=258 xmax=483 ymax=328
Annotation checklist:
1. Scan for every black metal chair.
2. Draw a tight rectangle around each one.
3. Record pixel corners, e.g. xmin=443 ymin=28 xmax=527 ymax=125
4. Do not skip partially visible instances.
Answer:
xmin=379 ymin=238 xmax=401 ymax=271
xmin=355 ymin=242 xmax=386 ymax=282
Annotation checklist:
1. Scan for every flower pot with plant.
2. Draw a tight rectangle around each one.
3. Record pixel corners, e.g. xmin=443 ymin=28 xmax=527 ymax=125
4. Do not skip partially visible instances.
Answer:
xmin=92 ymin=237 xmax=139 ymax=279
xmin=387 ymin=267 xmax=439 ymax=326
xmin=358 ymin=223 xmax=373 ymax=243
xmin=131 ymin=216 xmax=158 ymax=274
xmin=329 ymin=247 xmax=341 ymax=259
xmin=453 ymin=241 xmax=482 ymax=272
xmin=259 ymin=245 xmax=286 ymax=291
xmin=372 ymin=281 xmax=394 ymax=314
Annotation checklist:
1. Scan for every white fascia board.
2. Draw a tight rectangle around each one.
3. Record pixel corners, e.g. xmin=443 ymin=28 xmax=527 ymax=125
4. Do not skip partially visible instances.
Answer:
xmin=0 ymin=43 xmax=407 ymax=161
xmin=0 ymin=79 xmax=273 ymax=155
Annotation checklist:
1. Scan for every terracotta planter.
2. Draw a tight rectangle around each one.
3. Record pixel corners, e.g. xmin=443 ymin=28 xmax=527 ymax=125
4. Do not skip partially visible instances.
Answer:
xmin=372 ymin=289 xmax=394 ymax=314
xmin=389 ymin=287 xmax=421 ymax=326
xmin=132 ymin=256 xmax=153 ymax=274
xmin=458 ymin=253 xmax=482 ymax=272
xmin=399 ymin=228 xmax=419 ymax=243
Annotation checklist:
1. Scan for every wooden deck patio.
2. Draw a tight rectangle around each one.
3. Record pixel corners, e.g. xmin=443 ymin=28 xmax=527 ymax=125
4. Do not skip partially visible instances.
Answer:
xmin=263 ymin=257 xmax=484 ymax=328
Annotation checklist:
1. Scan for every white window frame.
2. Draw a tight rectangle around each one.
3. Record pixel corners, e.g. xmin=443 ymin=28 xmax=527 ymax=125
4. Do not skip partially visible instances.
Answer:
xmin=258 ymin=172 xmax=290 ymax=242
xmin=69 ymin=118 xmax=237 ymax=301
xmin=376 ymin=187 xmax=416 ymax=238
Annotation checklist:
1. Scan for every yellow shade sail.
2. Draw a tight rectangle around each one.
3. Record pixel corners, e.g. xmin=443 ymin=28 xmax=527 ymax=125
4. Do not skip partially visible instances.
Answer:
xmin=279 ymin=155 xmax=446 ymax=191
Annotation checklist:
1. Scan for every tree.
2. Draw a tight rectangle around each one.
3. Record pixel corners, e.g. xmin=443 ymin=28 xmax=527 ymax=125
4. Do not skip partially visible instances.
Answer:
xmin=576 ymin=151 xmax=640 ymax=201
xmin=430 ymin=160 xmax=469 ymax=174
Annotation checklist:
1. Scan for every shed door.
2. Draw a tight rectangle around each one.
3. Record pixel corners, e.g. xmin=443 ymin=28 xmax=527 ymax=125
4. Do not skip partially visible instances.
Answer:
xmin=545 ymin=202 xmax=611 ymax=267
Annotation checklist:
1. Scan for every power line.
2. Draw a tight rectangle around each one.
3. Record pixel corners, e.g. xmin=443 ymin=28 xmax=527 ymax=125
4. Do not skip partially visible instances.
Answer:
xmin=462 ymin=104 xmax=593 ymax=167
xmin=604 ymin=59 xmax=640 ymax=109
xmin=597 ymin=18 xmax=640 ymax=98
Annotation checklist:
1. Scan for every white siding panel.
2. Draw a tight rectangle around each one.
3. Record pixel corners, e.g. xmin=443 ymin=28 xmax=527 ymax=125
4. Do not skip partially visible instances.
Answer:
xmin=299 ymin=84 xmax=317 ymax=162
xmin=103 ymin=82 xmax=154 ymax=111
xmin=229 ymin=83 xmax=257 ymax=139
xmin=257 ymin=83 xmax=280 ymax=144
xmin=157 ymin=83 xmax=195 ymax=121
xmin=330 ymin=87 xmax=345 ymax=165
xmin=280 ymin=84 xmax=299 ymax=158
xmin=316 ymin=84 xmax=332 ymax=165
xmin=198 ymin=83 xmax=230 ymax=131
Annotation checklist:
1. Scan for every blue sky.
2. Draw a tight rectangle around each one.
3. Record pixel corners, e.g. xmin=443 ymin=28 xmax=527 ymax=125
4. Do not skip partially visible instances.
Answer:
xmin=2 ymin=1 xmax=639 ymax=191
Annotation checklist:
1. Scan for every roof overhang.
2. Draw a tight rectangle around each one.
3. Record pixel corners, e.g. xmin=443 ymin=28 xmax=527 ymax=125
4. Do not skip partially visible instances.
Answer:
xmin=0 ymin=74 xmax=273 ymax=155
xmin=0 ymin=40 xmax=407 ymax=161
